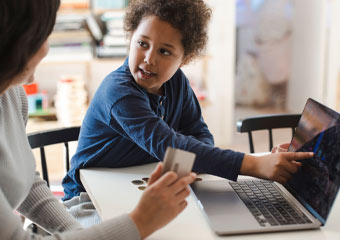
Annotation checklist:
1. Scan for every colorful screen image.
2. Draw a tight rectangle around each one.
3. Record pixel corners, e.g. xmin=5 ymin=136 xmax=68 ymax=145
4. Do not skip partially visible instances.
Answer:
xmin=287 ymin=98 xmax=340 ymax=222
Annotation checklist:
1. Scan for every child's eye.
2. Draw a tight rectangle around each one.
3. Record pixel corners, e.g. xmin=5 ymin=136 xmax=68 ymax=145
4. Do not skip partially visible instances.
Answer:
xmin=137 ymin=40 xmax=148 ymax=48
xmin=160 ymin=48 xmax=171 ymax=56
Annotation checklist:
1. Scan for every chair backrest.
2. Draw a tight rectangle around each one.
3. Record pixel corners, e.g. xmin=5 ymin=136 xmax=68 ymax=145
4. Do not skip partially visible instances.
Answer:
xmin=27 ymin=126 xmax=80 ymax=187
xmin=236 ymin=114 xmax=301 ymax=153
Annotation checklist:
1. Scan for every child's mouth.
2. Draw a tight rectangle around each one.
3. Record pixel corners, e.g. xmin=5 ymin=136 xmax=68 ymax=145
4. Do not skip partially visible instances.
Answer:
xmin=139 ymin=68 xmax=155 ymax=78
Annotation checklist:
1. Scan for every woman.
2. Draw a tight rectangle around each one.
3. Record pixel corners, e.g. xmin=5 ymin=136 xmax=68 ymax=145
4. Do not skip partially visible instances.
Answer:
xmin=0 ymin=0 xmax=196 ymax=239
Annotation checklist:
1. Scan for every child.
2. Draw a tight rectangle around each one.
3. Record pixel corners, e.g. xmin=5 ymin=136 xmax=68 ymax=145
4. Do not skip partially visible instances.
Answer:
xmin=0 ymin=0 xmax=196 ymax=239
xmin=63 ymin=0 xmax=313 ymax=202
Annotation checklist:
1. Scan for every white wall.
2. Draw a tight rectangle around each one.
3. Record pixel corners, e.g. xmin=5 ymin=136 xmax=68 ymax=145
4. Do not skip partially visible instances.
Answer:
xmin=204 ymin=0 xmax=235 ymax=146
xmin=287 ymin=0 xmax=328 ymax=112
xmin=324 ymin=0 xmax=340 ymax=110
xmin=288 ymin=0 xmax=340 ymax=112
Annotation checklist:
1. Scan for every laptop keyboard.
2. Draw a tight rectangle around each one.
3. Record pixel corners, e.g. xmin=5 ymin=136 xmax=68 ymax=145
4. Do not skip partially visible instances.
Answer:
xmin=230 ymin=180 xmax=312 ymax=227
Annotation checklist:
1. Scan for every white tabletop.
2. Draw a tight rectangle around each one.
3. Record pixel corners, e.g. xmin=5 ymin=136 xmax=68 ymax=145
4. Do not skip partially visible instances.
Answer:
xmin=80 ymin=162 xmax=340 ymax=240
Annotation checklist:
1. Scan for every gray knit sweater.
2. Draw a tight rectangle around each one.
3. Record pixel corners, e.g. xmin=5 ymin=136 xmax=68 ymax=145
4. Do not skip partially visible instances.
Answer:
xmin=0 ymin=86 xmax=140 ymax=240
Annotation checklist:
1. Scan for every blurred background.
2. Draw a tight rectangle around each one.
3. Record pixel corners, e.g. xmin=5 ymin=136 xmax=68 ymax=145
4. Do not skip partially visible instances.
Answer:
xmin=26 ymin=0 xmax=340 ymax=188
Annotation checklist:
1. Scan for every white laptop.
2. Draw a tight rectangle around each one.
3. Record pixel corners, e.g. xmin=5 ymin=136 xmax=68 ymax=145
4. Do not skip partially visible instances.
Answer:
xmin=191 ymin=98 xmax=340 ymax=235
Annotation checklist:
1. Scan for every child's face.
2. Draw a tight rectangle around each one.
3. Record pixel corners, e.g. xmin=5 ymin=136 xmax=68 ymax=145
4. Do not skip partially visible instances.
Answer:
xmin=128 ymin=15 xmax=186 ymax=95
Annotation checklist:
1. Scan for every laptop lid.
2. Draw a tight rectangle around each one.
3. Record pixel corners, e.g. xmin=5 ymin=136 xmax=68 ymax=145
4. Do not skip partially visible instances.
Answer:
xmin=285 ymin=98 xmax=340 ymax=225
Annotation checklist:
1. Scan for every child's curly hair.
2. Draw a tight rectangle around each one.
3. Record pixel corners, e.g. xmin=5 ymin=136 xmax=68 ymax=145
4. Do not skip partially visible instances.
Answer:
xmin=124 ymin=0 xmax=211 ymax=63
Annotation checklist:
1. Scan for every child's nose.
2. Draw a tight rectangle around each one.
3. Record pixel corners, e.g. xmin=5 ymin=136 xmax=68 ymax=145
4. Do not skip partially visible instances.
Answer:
xmin=144 ymin=50 xmax=156 ymax=66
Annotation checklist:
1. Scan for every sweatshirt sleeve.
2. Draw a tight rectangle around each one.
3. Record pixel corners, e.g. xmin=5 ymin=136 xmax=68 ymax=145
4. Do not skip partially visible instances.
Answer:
xmin=111 ymin=93 xmax=244 ymax=181
xmin=178 ymin=77 xmax=214 ymax=146
xmin=9 ymin=173 xmax=141 ymax=240
xmin=17 ymin=173 xmax=82 ymax=233
xmin=1 ymin=190 xmax=140 ymax=240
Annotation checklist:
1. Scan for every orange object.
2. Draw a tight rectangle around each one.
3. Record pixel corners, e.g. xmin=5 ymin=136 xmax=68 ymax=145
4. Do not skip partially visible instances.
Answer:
xmin=60 ymin=78 xmax=74 ymax=83
xmin=60 ymin=2 xmax=89 ymax=10
xmin=23 ymin=82 xmax=38 ymax=95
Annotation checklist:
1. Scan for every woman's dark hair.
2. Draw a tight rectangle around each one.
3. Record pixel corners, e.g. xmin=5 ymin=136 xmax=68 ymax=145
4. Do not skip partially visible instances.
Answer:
xmin=124 ymin=0 xmax=211 ymax=64
xmin=0 ymin=0 xmax=60 ymax=93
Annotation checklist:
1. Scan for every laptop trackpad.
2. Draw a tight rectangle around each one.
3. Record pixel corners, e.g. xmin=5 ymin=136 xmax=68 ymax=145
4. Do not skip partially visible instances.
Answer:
xmin=191 ymin=180 xmax=260 ymax=235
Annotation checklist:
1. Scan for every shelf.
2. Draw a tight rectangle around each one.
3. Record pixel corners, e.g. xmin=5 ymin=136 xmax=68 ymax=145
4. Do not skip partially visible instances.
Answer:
xmin=92 ymin=8 xmax=126 ymax=15
xmin=58 ymin=8 xmax=90 ymax=15
xmin=42 ymin=50 xmax=93 ymax=63
xmin=29 ymin=109 xmax=57 ymax=121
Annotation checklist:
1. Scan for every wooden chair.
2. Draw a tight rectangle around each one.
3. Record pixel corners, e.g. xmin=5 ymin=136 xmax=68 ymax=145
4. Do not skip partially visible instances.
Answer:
xmin=236 ymin=114 xmax=301 ymax=153
xmin=27 ymin=126 xmax=80 ymax=187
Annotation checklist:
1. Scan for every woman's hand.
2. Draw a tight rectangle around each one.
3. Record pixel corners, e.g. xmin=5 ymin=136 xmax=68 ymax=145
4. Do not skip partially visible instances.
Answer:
xmin=129 ymin=163 xmax=196 ymax=239
xmin=241 ymin=151 xmax=314 ymax=184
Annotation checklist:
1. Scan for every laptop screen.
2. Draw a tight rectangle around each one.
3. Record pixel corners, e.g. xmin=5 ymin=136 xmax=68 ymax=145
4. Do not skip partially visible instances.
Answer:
xmin=286 ymin=98 xmax=340 ymax=224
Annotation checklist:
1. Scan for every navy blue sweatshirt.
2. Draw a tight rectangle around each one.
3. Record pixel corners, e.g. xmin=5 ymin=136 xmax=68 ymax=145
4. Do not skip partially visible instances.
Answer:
xmin=62 ymin=58 xmax=244 ymax=200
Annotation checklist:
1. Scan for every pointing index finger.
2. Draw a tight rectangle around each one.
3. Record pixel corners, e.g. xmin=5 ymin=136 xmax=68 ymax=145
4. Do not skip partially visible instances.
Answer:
xmin=284 ymin=152 xmax=314 ymax=161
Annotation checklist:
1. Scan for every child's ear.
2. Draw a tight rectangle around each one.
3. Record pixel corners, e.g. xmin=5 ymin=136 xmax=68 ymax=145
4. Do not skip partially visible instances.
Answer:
xmin=180 ymin=56 xmax=190 ymax=68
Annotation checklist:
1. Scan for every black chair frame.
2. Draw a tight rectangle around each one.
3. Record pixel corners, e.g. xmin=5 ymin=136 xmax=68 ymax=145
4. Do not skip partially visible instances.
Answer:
xmin=237 ymin=114 xmax=301 ymax=153
xmin=27 ymin=126 xmax=80 ymax=187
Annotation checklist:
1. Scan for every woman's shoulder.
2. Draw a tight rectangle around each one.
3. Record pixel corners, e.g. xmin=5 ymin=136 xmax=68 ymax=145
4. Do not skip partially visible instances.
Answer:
xmin=0 ymin=86 xmax=28 ymax=125
xmin=1 ymin=86 xmax=27 ymax=108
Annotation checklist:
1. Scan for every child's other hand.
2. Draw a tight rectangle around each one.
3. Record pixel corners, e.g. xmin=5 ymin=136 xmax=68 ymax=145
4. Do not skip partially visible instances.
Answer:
xmin=271 ymin=143 xmax=290 ymax=153
xmin=129 ymin=163 xmax=196 ymax=239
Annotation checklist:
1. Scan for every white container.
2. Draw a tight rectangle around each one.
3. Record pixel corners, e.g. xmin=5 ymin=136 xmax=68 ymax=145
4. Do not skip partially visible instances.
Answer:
xmin=55 ymin=75 xmax=88 ymax=126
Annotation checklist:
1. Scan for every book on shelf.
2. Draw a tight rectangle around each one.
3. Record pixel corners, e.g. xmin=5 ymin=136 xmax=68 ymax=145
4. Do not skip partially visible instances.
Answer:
xmin=50 ymin=30 xmax=91 ymax=42
xmin=83 ymin=10 xmax=129 ymax=58
xmin=51 ymin=1 xmax=129 ymax=60
xmin=54 ymin=13 xmax=87 ymax=31
xmin=84 ymin=14 xmax=104 ymax=42
xmin=47 ymin=10 xmax=94 ymax=62
xmin=95 ymin=44 xmax=128 ymax=58
xmin=45 ymin=44 xmax=93 ymax=62
xmin=102 ymin=35 xmax=128 ymax=46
